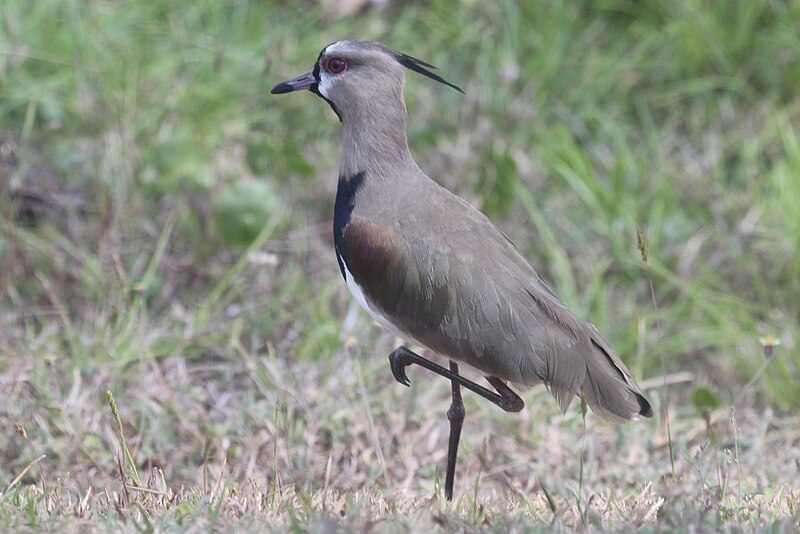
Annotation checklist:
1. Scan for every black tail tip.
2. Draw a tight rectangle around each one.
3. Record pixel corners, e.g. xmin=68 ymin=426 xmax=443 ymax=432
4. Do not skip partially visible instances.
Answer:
xmin=637 ymin=394 xmax=654 ymax=418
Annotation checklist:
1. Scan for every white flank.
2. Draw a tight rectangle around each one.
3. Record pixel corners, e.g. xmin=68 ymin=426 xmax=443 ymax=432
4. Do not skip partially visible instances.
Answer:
xmin=342 ymin=260 xmax=408 ymax=339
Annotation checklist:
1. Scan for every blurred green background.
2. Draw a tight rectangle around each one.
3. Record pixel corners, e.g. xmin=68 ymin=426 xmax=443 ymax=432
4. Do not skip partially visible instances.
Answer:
xmin=1 ymin=0 xmax=799 ymax=527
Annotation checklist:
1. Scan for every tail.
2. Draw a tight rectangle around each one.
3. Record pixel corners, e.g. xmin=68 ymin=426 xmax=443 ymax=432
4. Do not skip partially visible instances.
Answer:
xmin=521 ymin=281 xmax=653 ymax=421
xmin=581 ymin=338 xmax=653 ymax=422
xmin=541 ymin=335 xmax=652 ymax=422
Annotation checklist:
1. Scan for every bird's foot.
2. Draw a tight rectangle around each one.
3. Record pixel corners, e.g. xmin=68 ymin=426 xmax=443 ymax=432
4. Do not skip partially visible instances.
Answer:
xmin=485 ymin=377 xmax=525 ymax=413
xmin=388 ymin=346 xmax=414 ymax=387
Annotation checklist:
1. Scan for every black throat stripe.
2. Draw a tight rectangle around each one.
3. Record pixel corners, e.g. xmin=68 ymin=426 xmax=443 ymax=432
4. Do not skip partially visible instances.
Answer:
xmin=333 ymin=171 xmax=366 ymax=279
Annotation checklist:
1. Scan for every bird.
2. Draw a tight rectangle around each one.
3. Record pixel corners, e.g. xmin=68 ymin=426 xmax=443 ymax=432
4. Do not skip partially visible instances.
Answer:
xmin=272 ymin=40 xmax=652 ymax=501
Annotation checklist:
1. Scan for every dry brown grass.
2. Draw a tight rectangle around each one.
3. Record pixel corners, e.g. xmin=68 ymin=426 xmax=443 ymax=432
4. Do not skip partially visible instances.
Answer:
xmin=3 ymin=322 xmax=800 ymax=531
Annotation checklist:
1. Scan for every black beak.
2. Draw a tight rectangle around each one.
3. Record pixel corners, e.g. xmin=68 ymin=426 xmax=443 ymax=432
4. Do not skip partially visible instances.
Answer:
xmin=271 ymin=69 xmax=317 ymax=94
xmin=271 ymin=64 xmax=342 ymax=122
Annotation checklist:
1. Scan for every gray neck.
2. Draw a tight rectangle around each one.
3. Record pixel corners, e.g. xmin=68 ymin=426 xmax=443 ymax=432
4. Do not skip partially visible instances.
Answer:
xmin=338 ymin=96 xmax=417 ymax=179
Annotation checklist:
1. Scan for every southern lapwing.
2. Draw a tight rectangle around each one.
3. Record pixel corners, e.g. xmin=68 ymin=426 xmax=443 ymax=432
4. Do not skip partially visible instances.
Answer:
xmin=272 ymin=40 xmax=653 ymax=500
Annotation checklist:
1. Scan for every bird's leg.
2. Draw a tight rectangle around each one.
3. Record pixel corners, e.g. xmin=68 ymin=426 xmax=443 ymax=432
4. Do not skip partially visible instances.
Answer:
xmin=388 ymin=346 xmax=524 ymax=413
xmin=444 ymin=360 xmax=464 ymax=501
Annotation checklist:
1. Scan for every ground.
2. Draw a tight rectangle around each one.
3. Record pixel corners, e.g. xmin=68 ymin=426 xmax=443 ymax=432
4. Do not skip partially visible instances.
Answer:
xmin=1 ymin=0 xmax=799 ymax=531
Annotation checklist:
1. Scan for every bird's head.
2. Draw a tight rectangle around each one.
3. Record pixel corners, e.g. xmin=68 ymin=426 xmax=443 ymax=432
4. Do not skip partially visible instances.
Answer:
xmin=271 ymin=40 xmax=462 ymax=121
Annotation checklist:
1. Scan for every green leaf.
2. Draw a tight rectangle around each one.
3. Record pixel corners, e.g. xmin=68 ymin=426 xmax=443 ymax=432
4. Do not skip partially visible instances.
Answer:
xmin=212 ymin=179 xmax=281 ymax=246
xmin=691 ymin=386 xmax=722 ymax=413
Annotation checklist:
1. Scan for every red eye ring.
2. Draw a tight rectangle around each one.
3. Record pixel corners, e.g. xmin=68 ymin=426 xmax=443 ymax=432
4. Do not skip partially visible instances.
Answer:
xmin=325 ymin=57 xmax=347 ymax=74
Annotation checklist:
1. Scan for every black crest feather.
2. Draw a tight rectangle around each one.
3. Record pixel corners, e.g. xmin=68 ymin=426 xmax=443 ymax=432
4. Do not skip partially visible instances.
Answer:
xmin=393 ymin=52 xmax=464 ymax=94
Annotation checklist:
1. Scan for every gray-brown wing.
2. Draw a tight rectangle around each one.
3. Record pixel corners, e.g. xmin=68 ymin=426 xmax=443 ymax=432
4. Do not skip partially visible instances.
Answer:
xmin=344 ymin=194 xmax=651 ymax=421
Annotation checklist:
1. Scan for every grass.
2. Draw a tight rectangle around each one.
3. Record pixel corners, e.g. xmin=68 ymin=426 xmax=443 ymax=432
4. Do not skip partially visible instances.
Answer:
xmin=1 ymin=0 xmax=800 ymax=530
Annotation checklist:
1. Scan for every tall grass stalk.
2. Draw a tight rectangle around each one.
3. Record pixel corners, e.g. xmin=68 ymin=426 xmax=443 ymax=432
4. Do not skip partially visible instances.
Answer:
xmin=106 ymin=389 xmax=141 ymax=486
xmin=637 ymin=228 xmax=674 ymax=478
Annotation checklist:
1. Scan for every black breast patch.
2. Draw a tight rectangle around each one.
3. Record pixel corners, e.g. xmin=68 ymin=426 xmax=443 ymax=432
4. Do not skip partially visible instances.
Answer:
xmin=333 ymin=171 xmax=366 ymax=279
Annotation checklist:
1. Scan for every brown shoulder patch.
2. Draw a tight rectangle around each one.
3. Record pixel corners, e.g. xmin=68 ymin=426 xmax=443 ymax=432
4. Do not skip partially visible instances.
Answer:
xmin=342 ymin=217 xmax=403 ymax=291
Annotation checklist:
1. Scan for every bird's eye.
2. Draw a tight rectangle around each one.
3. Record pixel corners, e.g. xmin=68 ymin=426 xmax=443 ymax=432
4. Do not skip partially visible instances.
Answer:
xmin=325 ymin=57 xmax=347 ymax=74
